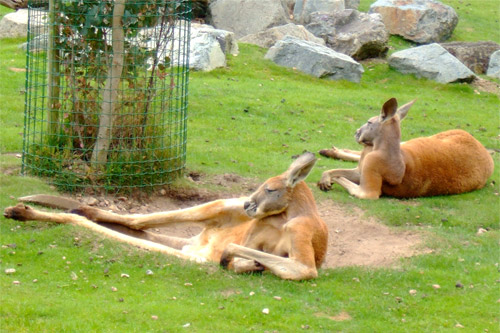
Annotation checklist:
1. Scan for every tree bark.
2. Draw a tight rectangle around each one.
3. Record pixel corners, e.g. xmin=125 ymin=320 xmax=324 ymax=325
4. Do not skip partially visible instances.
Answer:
xmin=47 ymin=0 xmax=60 ymax=141
xmin=91 ymin=0 xmax=126 ymax=165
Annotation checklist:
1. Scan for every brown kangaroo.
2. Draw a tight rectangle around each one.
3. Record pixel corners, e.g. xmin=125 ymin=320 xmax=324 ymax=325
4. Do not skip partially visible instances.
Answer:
xmin=317 ymin=98 xmax=494 ymax=199
xmin=4 ymin=152 xmax=328 ymax=280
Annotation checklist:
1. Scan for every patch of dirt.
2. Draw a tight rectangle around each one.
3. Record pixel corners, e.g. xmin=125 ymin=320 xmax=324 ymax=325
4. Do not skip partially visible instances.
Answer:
xmin=471 ymin=77 xmax=500 ymax=96
xmin=66 ymin=173 xmax=428 ymax=269
xmin=317 ymin=200 xmax=427 ymax=268
xmin=315 ymin=311 xmax=352 ymax=322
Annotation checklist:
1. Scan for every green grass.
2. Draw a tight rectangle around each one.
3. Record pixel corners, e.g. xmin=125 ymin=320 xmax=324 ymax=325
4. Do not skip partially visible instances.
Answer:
xmin=1 ymin=1 xmax=500 ymax=332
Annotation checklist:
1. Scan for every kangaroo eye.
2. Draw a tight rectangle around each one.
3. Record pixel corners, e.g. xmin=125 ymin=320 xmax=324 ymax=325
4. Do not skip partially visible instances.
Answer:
xmin=265 ymin=188 xmax=277 ymax=194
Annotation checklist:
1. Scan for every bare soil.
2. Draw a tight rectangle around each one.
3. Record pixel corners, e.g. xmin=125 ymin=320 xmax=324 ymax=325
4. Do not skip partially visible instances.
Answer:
xmin=74 ymin=172 xmax=428 ymax=269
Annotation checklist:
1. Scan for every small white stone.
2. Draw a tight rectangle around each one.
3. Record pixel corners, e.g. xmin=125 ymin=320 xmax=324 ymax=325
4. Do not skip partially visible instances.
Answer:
xmin=262 ymin=308 xmax=269 ymax=315
xmin=5 ymin=268 xmax=16 ymax=275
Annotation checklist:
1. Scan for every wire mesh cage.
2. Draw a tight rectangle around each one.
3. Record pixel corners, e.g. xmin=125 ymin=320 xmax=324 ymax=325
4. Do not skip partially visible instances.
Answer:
xmin=23 ymin=0 xmax=191 ymax=192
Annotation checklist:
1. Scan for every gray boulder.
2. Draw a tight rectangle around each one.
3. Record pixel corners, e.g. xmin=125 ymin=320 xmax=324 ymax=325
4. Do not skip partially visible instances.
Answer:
xmin=188 ymin=26 xmax=230 ymax=71
xmin=388 ymin=43 xmax=476 ymax=83
xmin=293 ymin=0 xmax=345 ymax=24
xmin=0 ymin=9 xmax=47 ymax=39
xmin=192 ymin=23 xmax=239 ymax=56
xmin=239 ymin=23 xmax=325 ymax=48
xmin=265 ymin=36 xmax=364 ymax=83
xmin=139 ymin=22 xmax=237 ymax=71
xmin=486 ymin=50 xmax=500 ymax=79
xmin=19 ymin=33 xmax=48 ymax=52
xmin=345 ymin=0 xmax=360 ymax=9
xmin=440 ymin=41 xmax=500 ymax=74
xmin=369 ymin=0 xmax=458 ymax=44
xmin=306 ymin=10 xmax=388 ymax=60
xmin=209 ymin=0 xmax=290 ymax=39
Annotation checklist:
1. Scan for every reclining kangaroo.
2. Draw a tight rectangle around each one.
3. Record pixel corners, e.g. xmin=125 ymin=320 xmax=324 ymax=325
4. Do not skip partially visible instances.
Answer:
xmin=4 ymin=152 xmax=328 ymax=280
xmin=318 ymin=98 xmax=494 ymax=199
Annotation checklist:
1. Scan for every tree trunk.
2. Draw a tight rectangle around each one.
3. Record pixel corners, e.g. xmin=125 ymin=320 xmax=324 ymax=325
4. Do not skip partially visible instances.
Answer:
xmin=47 ymin=0 xmax=60 ymax=141
xmin=91 ymin=0 xmax=126 ymax=165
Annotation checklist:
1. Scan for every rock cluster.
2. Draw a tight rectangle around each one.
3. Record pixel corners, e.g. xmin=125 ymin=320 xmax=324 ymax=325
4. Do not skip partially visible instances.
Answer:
xmin=2 ymin=0 xmax=499 ymax=83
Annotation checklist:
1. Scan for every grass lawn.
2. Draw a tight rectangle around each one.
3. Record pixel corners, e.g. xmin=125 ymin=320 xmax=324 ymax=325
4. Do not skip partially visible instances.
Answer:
xmin=1 ymin=1 xmax=499 ymax=331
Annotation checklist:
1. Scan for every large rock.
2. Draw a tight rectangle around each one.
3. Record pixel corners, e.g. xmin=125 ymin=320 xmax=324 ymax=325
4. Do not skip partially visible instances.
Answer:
xmin=388 ymin=43 xmax=476 ymax=83
xmin=209 ymin=0 xmax=290 ymax=39
xmin=293 ymin=0 xmax=345 ymax=24
xmin=187 ymin=26 xmax=231 ymax=71
xmin=369 ymin=0 xmax=458 ymax=44
xmin=440 ymin=41 xmax=500 ymax=74
xmin=306 ymin=10 xmax=388 ymax=60
xmin=345 ymin=0 xmax=360 ymax=9
xmin=265 ymin=36 xmax=364 ymax=83
xmin=192 ymin=23 xmax=239 ymax=56
xmin=239 ymin=23 xmax=325 ymax=48
xmin=486 ymin=50 xmax=500 ymax=79
xmin=163 ymin=23 xmax=238 ymax=71
xmin=138 ymin=22 xmax=237 ymax=71
xmin=0 ymin=9 xmax=47 ymax=39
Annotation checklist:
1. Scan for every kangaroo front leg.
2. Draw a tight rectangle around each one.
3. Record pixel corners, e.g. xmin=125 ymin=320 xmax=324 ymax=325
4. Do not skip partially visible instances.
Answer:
xmin=319 ymin=146 xmax=361 ymax=162
xmin=220 ymin=244 xmax=317 ymax=280
xmin=332 ymin=175 xmax=381 ymax=199
xmin=72 ymin=198 xmax=249 ymax=230
xmin=318 ymin=168 xmax=360 ymax=191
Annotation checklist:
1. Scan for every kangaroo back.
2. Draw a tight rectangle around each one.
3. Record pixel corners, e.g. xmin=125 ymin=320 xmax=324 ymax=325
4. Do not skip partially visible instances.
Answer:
xmin=383 ymin=129 xmax=494 ymax=197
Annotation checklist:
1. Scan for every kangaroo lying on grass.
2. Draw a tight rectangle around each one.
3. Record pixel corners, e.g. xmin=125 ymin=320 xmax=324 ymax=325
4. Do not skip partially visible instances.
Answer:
xmin=4 ymin=152 xmax=328 ymax=280
xmin=317 ymin=98 xmax=494 ymax=199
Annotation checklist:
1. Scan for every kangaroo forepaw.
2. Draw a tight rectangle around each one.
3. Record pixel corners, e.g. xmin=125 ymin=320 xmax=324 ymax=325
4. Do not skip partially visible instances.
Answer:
xmin=3 ymin=204 xmax=34 ymax=221
xmin=69 ymin=206 xmax=99 ymax=221
xmin=319 ymin=147 xmax=340 ymax=159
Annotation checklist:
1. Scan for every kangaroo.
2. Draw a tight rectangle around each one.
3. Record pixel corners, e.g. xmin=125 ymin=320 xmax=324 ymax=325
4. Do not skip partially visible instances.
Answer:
xmin=317 ymin=98 xmax=494 ymax=199
xmin=4 ymin=152 xmax=328 ymax=280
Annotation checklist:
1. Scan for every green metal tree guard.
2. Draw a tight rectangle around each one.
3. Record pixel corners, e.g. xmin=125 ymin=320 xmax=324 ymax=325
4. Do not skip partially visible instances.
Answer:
xmin=23 ymin=0 xmax=191 ymax=192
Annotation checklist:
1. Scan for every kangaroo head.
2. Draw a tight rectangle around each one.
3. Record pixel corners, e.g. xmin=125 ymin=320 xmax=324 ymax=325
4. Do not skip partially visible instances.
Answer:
xmin=244 ymin=152 xmax=316 ymax=219
xmin=355 ymin=98 xmax=416 ymax=146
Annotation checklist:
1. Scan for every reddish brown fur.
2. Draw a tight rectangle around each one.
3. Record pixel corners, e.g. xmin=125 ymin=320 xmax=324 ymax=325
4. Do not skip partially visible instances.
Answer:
xmin=4 ymin=152 xmax=327 ymax=280
xmin=318 ymin=98 xmax=494 ymax=199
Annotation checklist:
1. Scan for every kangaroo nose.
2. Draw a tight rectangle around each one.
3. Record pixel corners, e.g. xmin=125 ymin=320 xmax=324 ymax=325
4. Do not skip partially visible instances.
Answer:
xmin=244 ymin=201 xmax=251 ymax=210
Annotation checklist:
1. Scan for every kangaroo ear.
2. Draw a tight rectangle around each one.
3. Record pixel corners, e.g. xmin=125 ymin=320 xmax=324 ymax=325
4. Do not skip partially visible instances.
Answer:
xmin=380 ymin=98 xmax=398 ymax=122
xmin=286 ymin=152 xmax=317 ymax=188
xmin=396 ymin=99 xmax=416 ymax=121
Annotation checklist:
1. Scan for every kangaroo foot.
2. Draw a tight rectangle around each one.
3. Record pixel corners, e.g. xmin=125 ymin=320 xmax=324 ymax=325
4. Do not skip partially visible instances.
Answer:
xmin=4 ymin=204 xmax=36 ymax=221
